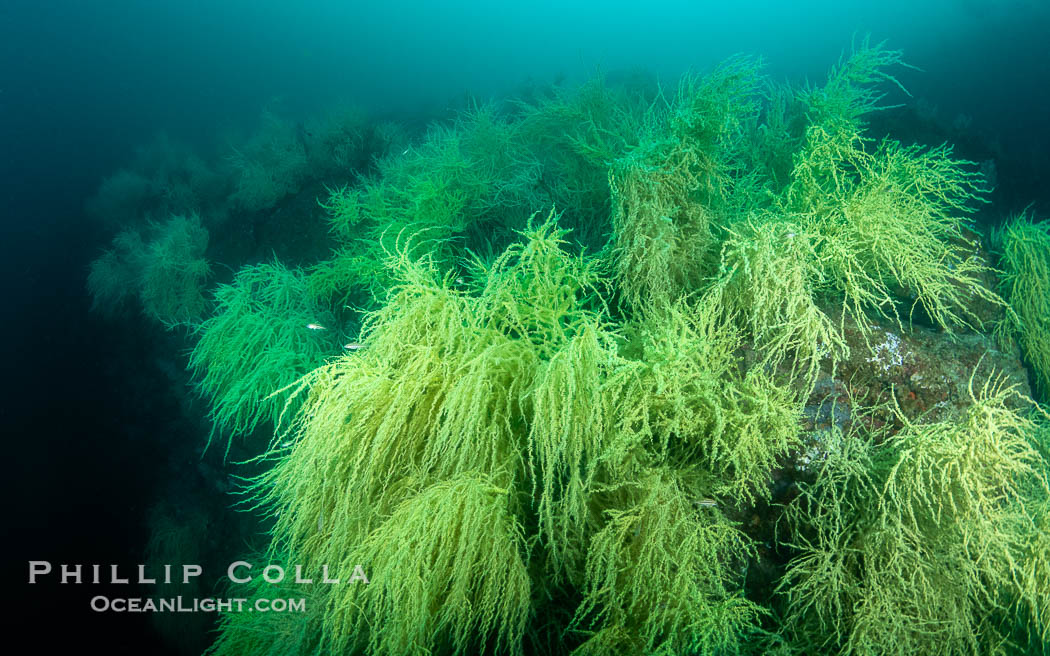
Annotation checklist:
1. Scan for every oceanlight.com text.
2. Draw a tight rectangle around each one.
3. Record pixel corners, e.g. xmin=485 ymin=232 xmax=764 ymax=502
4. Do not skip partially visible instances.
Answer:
xmin=90 ymin=595 xmax=307 ymax=613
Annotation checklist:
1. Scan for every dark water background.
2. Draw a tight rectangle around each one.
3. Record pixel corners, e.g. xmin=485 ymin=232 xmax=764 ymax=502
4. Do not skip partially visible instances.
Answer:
xmin=2 ymin=1 xmax=1049 ymax=652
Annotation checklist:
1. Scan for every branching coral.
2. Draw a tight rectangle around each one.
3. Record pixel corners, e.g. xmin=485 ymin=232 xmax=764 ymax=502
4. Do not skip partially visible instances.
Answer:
xmin=799 ymin=36 xmax=913 ymax=133
xmin=242 ymin=218 xmax=562 ymax=654
xmin=524 ymin=317 xmax=647 ymax=579
xmin=227 ymin=109 xmax=310 ymax=213
xmin=308 ymin=104 xmax=548 ymax=322
xmin=996 ymin=212 xmax=1050 ymax=401
xmin=206 ymin=552 xmax=327 ymax=656
xmin=781 ymin=376 xmax=1050 ymax=655
xmin=88 ymin=214 xmax=210 ymax=325
xmin=624 ymin=301 xmax=806 ymax=503
xmin=773 ymin=40 xmax=1004 ymax=341
xmin=138 ymin=213 xmax=211 ymax=325
xmin=571 ymin=468 xmax=764 ymax=656
xmin=608 ymin=57 xmax=763 ymax=315
xmin=327 ymin=105 xmax=539 ymax=263
xmin=324 ymin=474 xmax=531 ymax=656
xmin=791 ymin=133 xmax=1002 ymax=337
xmin=670 ymin=54 xmax=763 ymax=168
xmin=608 ymin=142 xmax=719 ymax=313
xmin=608 ymin=39 xmax=1002 ymax=359
xmin=513 ymin=76 xmax=654 ymax=248
xmin=238 ymin=214 xmax=771 ymax=655
xmin=704 ymin=217 xmax=848 ymax=391
xmin=1020 ymin=492 xmax=1050 ymax=644
xmin=255 ymin=214 xmax=593 ymax=570
xmin=188 ymin=261 xmax=338 ymax=448
xmin=87 ymin=229 xmax=147 ymax=316
xmin=144 ymin=502 xmax=212 ymax=653
xmin=302 ymin=104 xmax=370 ymax=177
xmin=86 ymin=133 xmax=230 ymax=227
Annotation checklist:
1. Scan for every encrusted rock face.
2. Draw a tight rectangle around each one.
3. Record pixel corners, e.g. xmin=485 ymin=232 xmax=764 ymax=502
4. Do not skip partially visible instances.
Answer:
xmin=813 ymin=311 xmax=1026 ymax=424
xmin=785 ymin=308 xmax=1032 ymax=484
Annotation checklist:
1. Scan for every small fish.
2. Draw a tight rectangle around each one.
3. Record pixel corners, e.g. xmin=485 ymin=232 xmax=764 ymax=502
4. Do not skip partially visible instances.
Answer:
xmin=697 ymin=498 xmax=718 ymax=508
xmin=306 ymin=323 xmax=327 ymax=331
xmin=343 ymin=342 xmax=366 ymax=351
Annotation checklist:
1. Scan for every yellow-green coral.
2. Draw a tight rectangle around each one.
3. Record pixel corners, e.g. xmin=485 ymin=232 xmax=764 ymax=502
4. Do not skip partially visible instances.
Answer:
xmin=625 ymin=301 xmax=806 ymax=502
xmin=514 ymin=75 xmax=651 ymax=244
xmin=770 ymin=40 xmax=1004 ymax=340
xmin=325 ymin=474 xmax=530 ymax=656
xmin=608 ymin=142 xmax=719 ymax=313
xmin=792 ymin=134 xmax=1001 ymax=336
xmin=704 ymin=217 xmax=847 ymax=391
xmin=608 ymin=57 xmax=763 ymax=314
xmin=238 ymin=214 xmax=772 ymax=654
xmin=782 ymin=377 xmax=1050 ymax=655
xmin=799 ymin=37 xmax=912 ymax=133
xmin=326 ymin=105 xmax=538 ymax=262
xmin=206 ymin=552 xmax=326 ymax=656
xmin=996 ymin=212 xmax=1050 ymax=400
xmin=571 ymin=468 xmax=764 ymax=656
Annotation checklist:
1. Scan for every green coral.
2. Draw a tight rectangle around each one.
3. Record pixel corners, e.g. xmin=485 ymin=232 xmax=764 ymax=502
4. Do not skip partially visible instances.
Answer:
xmin=704 ymin=218 xmax=848 ymax=391
xmin=138 ymin=214 xmax=211 ymax=325
xmin=608 ymin=56 xmax=763 ymax=314
xmin=773 ymin=39 xmax=1003 ymax=340
xmin=302 ymin=103 xmax=370 ymax=177
xmin=996 ymin=212 xmax=1050 ymax=401
xmin=304 ymin=244 xmax=391 ymax=311
xmin=515 ymin=75 xmax=652 ymax=246
xmin=781 ymin=377 xmax=1050 ymax=655
xmin=206 ymin=552 xmax=327 ymax=656
xmin=571 ymin=468 xmax=764 ymax=656
xmin=625 ymin=302 xmax=806 ymax=503
xmin=798 ymin=37 xmax=913 ymax=133
xmin=87 ymin=229 xmax=146 ymax=316
xmin=85 ymin=133 xmax=230 ymax=227
xmin=144 ymin=502 xmax=212 ymax=653
xmin=227 ymin=108 xmax=310 ymax=213
xmin=87 ymin=214 xmax=210 ymax=325
xmin=789 ymin=132 xmax=1001 ymax=337
xmin=326 ymin=474 xmax=530 ymax=656
xmin=235 ymin=214 xmax=771 ymax=654
xmin=328 ymin=104 xmax=538 ymax=258
xmin=308 ymin=104 xmax=548 ymax=316
xmin=606 ymin=38 xmax=1002 ymax=354
xmin=608 ymin=142 xmax=718 ymax=313
xmin=1021 ymin=492 xmax=1050 ymax=645
xmin=188 ymin=261 xmax=338 ymax=448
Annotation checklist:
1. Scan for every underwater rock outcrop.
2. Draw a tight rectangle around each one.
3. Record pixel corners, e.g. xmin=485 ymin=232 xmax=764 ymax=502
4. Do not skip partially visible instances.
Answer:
xmin=83 ymin=36 xmax=1050 ymax=656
